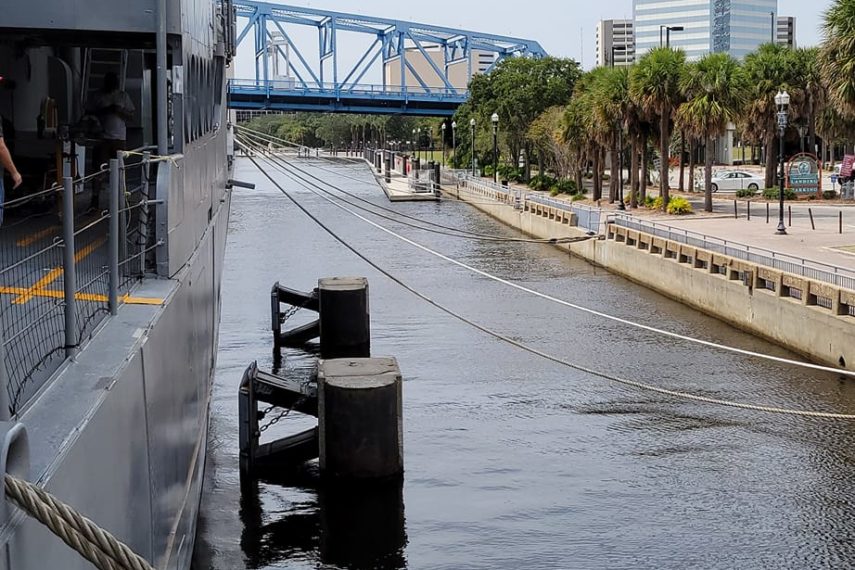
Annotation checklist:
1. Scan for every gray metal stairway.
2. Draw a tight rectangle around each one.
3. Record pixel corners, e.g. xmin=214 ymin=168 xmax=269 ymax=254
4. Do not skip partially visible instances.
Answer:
xmin=81 ymin=48 xmax=127 ymax=110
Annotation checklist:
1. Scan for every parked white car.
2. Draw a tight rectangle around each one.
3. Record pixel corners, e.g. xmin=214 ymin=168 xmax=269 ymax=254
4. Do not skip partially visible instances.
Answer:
xmin=710 ymin=170 xmax=765 ymax=193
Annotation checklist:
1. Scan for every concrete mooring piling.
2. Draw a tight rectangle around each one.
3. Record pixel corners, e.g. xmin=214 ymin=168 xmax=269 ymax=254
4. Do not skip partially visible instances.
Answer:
xmin=318 ymin=357 xmax=403 ymax=480
xmin=243 ymin=277 xmax=404 ymax=481
xmin=319 ymin=277 xmax=370 ymax=359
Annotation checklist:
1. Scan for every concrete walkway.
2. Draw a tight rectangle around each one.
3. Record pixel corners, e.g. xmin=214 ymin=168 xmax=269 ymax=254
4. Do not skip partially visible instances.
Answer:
xmin=498 ymin=176 xmax=855 ymax=270
xmin=365 ymin=161 xmax=439 ymax=202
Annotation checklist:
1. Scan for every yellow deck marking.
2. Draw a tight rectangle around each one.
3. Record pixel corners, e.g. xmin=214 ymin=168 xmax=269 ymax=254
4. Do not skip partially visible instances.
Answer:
xmin=16 ymin=213 xmax=104 ymax=248
xmin=16 ymin=226 xmax=58 ymax=247
xmin=11 ymin=237 xmax=107 ymax=304
xmin=0 ymin=286 xmax=162 ymax=306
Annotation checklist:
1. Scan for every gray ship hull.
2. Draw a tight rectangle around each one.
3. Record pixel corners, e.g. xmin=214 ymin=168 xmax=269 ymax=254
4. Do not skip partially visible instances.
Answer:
xmin=3 ymin=187 xmax=230 ymax=569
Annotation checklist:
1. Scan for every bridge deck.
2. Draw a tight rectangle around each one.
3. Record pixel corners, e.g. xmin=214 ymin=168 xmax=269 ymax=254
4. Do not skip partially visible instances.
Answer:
xmin=228 ymin=82 xmax=465 ymax=116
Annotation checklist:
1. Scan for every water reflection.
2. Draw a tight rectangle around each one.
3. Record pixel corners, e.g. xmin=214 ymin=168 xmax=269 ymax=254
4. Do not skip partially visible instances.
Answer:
xmin=195 ymin=159 xmax=855 ymax=569
xmin=240 ymin=468 xmax=407 ymax=570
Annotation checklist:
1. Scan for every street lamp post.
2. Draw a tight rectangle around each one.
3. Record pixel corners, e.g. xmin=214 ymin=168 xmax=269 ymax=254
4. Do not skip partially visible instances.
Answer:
xmin=797 ymin=124 xmax=807 ymax=153
xmin=617 ymin=121 xmax=626 ymax=210
xmin=660 ymin=25 xmax=684 ymax=47
xmin=491 ymin=113 xmax=499 ymax=184
xmin=775 ymin=90 xmax=790 ymax=235
xmin=470 ymin=118 xmax=476 ymax=176
xmin=441 ymin=122 xmax=447 ymax=165
xmin=452 ymin=121 xmax=457 ymax=165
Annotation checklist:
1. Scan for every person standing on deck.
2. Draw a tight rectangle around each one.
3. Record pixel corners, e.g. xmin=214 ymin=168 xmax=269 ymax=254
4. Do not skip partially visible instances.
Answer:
xmin=88 ymin=72 xmax=134 ymax=211
xmin=0 ymin=119 xmax=23 ymax=226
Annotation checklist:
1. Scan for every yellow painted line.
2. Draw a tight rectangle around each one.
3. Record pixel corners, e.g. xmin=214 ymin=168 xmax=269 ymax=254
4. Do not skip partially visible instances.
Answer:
xmin=12 ymin=237 xmax=107 ymax=304
xmin=16 ymin=213 xmax=104 ymax=248
xmin=16 ymin=226 xmax=58 ymax=247
xmin=0 ymin=286 xmax=162 ymax=306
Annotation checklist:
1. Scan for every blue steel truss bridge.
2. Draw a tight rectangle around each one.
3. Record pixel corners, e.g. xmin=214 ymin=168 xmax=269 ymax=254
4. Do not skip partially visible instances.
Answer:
xmin=229 ymin=0 xmax=547 ymax=116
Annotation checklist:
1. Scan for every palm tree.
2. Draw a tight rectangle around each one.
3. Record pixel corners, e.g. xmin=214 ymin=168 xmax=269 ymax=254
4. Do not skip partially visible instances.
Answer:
xmin=742 ymin=43 xmax=798 ymax=189
xmin=569 ymin=69 xmax=612 ymax=201
xmin=821 ymin=0 xmax=855 ymax=117
xmin=591 ymin=67 xmax=631 ymax=204
xmin=677 ymin=54 xmax=748 ymax=212
xmin=630 ymin=47 xmax=687 ymax=211
xmin=562 ymin=99 xmax=589 ymax=191
xmin=793 ymin=48 xmax=824 ymax=154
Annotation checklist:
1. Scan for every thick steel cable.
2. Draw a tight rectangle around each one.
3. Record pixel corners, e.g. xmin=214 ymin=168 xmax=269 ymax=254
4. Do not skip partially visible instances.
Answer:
xmin=242 ymin=152 xmax=855 ymax=419
xmin=239 ymin=130 xmax=506 ymax=206
xmin=243 ymin=144 xmax=854 ymax=380
xmin=237 ymin=135 xmax=588 ymax=245
xmin=5 ymin=475 xmax=154 ymax=570
xmin=238 ymin=131 xmax=580 ymax=244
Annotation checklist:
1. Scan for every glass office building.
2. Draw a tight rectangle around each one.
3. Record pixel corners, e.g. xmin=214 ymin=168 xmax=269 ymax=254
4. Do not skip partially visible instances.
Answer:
xmin=634 ymin=0 xmax=777 ymax=60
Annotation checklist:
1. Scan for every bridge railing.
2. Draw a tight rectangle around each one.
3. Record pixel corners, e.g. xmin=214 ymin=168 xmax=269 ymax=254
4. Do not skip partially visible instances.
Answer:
xmin=229 ymin=79 xmax=467 ymax=99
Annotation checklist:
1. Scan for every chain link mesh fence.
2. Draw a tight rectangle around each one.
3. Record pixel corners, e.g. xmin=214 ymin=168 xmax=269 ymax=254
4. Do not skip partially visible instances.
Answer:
xmin=1 ymin=154 xmax=156 ymax=415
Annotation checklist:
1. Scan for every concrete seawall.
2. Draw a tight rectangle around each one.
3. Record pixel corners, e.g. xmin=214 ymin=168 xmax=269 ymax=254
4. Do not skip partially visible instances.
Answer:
xmin=449 ymin=182 xmax=855 ymax=371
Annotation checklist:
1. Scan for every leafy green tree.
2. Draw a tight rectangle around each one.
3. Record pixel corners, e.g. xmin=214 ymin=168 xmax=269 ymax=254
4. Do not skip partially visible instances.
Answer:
xmin=630 ymin=47 xmax=686 ymax=210
xmin=677 ymin=53 xmax=748 ymax=211
xmin=453 ymin=56 xmax=581 ymax=180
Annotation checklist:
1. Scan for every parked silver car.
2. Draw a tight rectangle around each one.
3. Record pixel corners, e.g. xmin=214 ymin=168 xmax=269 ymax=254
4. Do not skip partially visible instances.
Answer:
xmin=710 ymin=170 xmax=764 ymax=193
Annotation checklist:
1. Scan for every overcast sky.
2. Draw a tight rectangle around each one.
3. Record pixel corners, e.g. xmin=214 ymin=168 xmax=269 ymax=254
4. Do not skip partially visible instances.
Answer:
xmin=279 ymin=0 xmax=831 ymax=68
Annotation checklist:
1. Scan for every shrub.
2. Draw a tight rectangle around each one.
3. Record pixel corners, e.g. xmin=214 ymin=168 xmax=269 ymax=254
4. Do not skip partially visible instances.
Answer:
xmin=736 ymin=187 xmax=758 ymax=198
xmin=666 ymin=196 xmax=693 ymax=215
xmin=482 ymin=164 xmax=495 ymax=178
xmin=529 ymin=174 xmax=557 ymax=191
xmin=651 ymin=196 xmax=665 ymax=210
xmin=762 ymin=187 xmax=797 ymax=200
xmin=555 ymin=179 xmax=577 ymax=194
xmin=644 ymin=195 xmax=656 ymax=208
xmin=549 ymin=188 xmax=560 ymax=197
xmin=823 ymin=190 xmax=838 ymax=200
xmin=571 ymin=194 xmax=585 ymax=201
xmin=584 ymin=172 xmax=594 ymax=179
xmin=498 ymin=164 xmax=524 ymax=183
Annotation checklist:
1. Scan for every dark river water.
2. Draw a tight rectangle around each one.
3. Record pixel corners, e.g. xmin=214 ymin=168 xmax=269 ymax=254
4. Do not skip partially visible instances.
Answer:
xmin=193 ymin=157 xmax=855 ymax=570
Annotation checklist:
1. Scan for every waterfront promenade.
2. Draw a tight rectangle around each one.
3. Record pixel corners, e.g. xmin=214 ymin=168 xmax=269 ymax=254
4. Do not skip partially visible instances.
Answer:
xmin=505 ymin=177 xmax=855 ymax=271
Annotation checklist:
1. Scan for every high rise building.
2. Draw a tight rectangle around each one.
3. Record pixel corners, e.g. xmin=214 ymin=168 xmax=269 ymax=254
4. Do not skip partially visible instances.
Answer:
xmin=596 ymin=19 xmax=635 ymax=67
xmin=634 ymin=0 xmax=778 ymax=60
xmin=383 ymin=48 xmax=496 ymax=90
xmin=777 ymin=16 xmax=796 ymax=48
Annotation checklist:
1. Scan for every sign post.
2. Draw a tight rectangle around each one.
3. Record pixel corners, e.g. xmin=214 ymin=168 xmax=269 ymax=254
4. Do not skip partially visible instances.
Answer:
xmin=786 ymin=153 xmax=821 ymax=198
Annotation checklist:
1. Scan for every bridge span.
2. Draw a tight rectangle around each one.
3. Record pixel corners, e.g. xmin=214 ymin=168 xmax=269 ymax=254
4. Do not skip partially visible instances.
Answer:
xmin=228 ymin=0 xmax=547 ymax=115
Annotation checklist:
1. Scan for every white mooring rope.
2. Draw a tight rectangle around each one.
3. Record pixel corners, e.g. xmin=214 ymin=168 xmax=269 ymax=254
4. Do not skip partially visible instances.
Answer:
xmin=239 ymin=146 xmax=855 ymax=420
xmin=4 ymin=474 xmax=154 ymax=570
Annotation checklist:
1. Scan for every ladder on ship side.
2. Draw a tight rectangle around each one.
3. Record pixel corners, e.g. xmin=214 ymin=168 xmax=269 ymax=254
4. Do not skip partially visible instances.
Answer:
xmin=80 ymin=48 xmax=128 ymax=111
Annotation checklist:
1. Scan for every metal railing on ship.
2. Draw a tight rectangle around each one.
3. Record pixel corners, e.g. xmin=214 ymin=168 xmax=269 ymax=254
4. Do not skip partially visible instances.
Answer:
xmin=0 ymin=150 xmax=159 ymax=415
